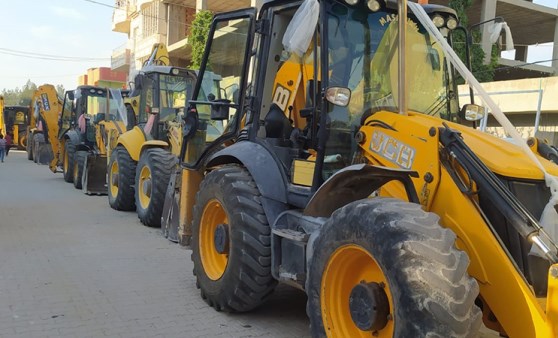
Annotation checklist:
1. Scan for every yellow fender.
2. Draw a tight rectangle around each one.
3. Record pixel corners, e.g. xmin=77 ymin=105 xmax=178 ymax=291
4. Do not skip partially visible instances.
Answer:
xmin=117 ymin=126 xmax=147 ymax=162
xmin=140 ymin=140 xmax=169 ymax=157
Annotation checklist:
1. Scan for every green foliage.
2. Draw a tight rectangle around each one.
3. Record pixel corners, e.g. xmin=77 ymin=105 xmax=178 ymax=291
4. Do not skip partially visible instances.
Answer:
xmin=2 ymin=80 xmax=37 ymax=106
xmin=189 ymin=10 xmax=213 ymax=69
xmin=1 ymin=80 xmax=65 ymax=105
xmin=56 ymin=85 xmax=65 ymax=99
xmin=448 ymin=0 xmax=498 ymax=83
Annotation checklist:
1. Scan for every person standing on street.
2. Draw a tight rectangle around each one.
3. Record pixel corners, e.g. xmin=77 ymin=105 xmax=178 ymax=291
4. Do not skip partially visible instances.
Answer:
xmin=5 ymin=132 xmax=12 ymax=157
xmin=0 ymin=134 xmax=6 ymax=162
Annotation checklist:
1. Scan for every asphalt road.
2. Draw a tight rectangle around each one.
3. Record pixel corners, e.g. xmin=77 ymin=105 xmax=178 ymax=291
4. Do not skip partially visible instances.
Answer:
xmin=0 ymin=151 xmax=310 ymax=338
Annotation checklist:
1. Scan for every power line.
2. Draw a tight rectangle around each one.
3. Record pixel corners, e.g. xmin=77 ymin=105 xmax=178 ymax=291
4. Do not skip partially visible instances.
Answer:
xmin=80 ymin=0 xmax=217 ymax=31
xmin=0 ymin=48 xmax=110 ymax=62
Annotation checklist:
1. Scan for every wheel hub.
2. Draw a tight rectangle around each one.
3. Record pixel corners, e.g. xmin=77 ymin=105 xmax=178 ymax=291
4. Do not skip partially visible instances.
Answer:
xmin=142 ymin=179 xmax=152 ymax=197
xmin=349 ymin=282 xmax=390 ymax=332
xmin=111 ymin=173 xmax=119 ymax=187
xmin=214 ymin=223 xmax=230 ymax=254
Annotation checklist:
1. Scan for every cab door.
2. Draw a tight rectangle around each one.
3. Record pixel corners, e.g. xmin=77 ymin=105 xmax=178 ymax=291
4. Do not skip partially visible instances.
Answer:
xmin=180 ymin=8 xmax=257 ymax=167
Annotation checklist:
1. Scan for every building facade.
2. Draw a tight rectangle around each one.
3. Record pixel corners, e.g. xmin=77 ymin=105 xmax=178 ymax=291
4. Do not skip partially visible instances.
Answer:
xmin=78 ymin=67 xmax=127 ymax=89
xmin=111 ymin=0 xmax=258 ymax=77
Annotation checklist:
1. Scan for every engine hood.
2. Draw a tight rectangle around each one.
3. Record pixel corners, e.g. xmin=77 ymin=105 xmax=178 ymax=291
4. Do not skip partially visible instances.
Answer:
xmin=408 ymin=113 xmax=558 ymax=180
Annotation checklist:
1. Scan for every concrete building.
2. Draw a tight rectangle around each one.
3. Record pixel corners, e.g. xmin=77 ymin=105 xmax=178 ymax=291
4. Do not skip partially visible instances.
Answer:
xmin=110 ymin=0 xmax=259 ymax=76
xmin=78 ymin=67 xmax=127 ymax=89
xmin=431 ymin=0 xmax=558 ymax=80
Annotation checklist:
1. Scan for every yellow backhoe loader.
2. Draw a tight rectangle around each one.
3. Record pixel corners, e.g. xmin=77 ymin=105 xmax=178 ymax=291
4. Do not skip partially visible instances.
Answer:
xmin=3 ymin=105 xmax=29 ymax=150
xmin=162 ymin=0 xmax=558 ymax=336
xmin=27 ymin=84 xmax=63 ymax=164
xmin=107 ymin=43 xmax=197 ymax=228
xmin=57 ymin=86 xmax=129 ymax=194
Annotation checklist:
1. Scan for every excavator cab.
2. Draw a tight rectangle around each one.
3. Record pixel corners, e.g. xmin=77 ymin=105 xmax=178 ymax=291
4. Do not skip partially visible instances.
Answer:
xmin=134 ymin=66 xmax=196 ymax=144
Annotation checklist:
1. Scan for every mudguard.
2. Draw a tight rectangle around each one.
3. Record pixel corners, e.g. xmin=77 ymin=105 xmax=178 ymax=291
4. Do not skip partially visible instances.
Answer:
xmin=206 ymin=142 xmax=288 ymax=204
xmin=117 ymin=126 xmax=147 ymax=161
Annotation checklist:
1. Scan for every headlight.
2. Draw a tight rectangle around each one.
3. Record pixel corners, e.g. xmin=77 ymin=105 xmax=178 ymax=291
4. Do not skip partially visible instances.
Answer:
xmin=446 ymin=17 xmax=458 ymax=30
xmin=432 ymin=15 xmax=445 ymax=28
xmin=345 ymin=0 xmax=359 ymax=5
xmin=367 ymin=0 xmax=381 ymax=11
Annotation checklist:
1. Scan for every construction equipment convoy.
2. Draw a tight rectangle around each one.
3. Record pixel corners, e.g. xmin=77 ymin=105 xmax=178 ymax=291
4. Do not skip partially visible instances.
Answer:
xmin=107 ymin=43 xmax=197 ymax=228
xmin=159 ymin=0 xmax=557 ymax=336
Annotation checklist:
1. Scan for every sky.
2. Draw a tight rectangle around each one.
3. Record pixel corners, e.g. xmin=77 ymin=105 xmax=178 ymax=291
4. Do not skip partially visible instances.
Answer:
xmin=0 ymin=0 xmax=127 ymax=92
xmin=0 ymin=0 xmax=556 ymax=92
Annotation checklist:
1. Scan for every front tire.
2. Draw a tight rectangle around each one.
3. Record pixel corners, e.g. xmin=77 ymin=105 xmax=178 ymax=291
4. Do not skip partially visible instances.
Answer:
xmin=191 ymin=165 xmax=277 ymax=312
xmin=27 ymin=133 xmax=34 ymax=161
xmin=33 ymin=134 xmax=45 ymax=164
xmin=307 ymin=198 xmax=482 ymax=338
xmin=73 ymin=151 xmax=87 ymax=189
xmin=135 ymin=148 xmax=176 ymax=227
xmin=108 ymin=146 xmax=137 ymax=211
xmin=63 ymin=141 xmax=76 ymax=183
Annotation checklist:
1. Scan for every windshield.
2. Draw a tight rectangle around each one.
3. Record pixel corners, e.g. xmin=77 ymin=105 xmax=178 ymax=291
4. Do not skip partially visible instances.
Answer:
xmin=108 ymin=88 xmax=128 ymax=125
xmin=326 ymin=2 xmax=458 ymax=124
xmin=58 ymin=91 xmax=74 ymax=138
xmin=138 ymin=72 xmax=194 ymax=125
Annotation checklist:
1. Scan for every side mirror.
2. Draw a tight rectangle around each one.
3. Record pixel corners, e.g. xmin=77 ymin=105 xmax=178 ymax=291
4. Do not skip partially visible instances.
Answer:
xmin=459 ymin=104 xmax=486 ymax=122
xmin=67 ymin=91 xmax=75 ymax=101
xmin=210 ymin=99 xmax=231 ymax=120
xmin=325 ymin=87 xmax=351 ymax=107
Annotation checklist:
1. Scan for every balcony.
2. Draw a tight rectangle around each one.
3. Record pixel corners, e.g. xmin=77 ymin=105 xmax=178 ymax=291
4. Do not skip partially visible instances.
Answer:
xmin=135 ymin=34 xmax=166 ymax=60
xmin=112 ymin=43 xmax=132 ymax=72
xmin=112 ymin=0 xmax=132 ymax=33
xmin=137 ymin=0 xmax=153 ymax=10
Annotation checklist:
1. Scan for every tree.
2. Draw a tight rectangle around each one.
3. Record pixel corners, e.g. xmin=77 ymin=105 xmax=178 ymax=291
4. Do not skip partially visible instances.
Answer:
xmin=56 ymin=85 xmax=65 ymax=99
xmin=188 ymin=10 xmax=213 ymax=69
xmin=449 ymin=0 xmax=499 ymax=83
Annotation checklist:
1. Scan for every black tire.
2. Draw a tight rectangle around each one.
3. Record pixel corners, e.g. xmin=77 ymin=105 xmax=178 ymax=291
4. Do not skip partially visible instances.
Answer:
xmin=307 ymin=198 xmax=482 ymax=338
xmin=27 ymin=133 xmax=34 ymax=161
xmin=135 ymin=148 xmax=176 ymax=227
xmin=33 ymin=134 xmax=45 ymax=164
xmin=191 ymin=165 xmax=277 ymax=312
xmin=73 ymin=151 xmax=88 ymax=189
xmin=108 ymin=146 xmax=137 ymax=211
xmin=63 ymin=141 xmax=76 ymax=183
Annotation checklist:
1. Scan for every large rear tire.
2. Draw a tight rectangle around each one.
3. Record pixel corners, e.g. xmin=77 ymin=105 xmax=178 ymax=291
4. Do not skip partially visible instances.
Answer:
xmin=73 ymin=151 xmax=87 ymax=189
xmin=307 ymin=198 xmax=482 ymax=338
xmin=108 ymin=146 xmax=137 ymax=211
xmin=27 ymin=133 xmax=34 ymax=161
xmin=135 ymin=148 xmax=176 ymax=227
xmin=33 ymin=134 xmax=45 ymax=164
xmin=191 ymin=165 xmax=277 ymax=312
xmin=63 ymin=141 xmax=76 ymax=183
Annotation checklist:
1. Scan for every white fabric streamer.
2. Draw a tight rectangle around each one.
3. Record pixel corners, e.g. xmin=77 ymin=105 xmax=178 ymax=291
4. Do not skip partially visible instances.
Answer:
xmin=282 ymin=0 xmax=319 ymax=57
xmin=409 ymin=2 xmax=557 ymax=255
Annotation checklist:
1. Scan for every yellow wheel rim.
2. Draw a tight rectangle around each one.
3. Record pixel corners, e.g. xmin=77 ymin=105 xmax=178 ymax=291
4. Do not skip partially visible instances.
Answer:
xmin=63 ymin=149 xmax=69 ymax=173
xmin=138 ymin=165 xmax=151 ymax=209
xmin=109 ymin=160 xmax=119 ymax=197
xmin=73 ymin=159 xmax=79 ymax=181
xmin=199 ymin=199 xmax=229 ymax=280
xmin=321 ymin=244 xmax=394 ymax=337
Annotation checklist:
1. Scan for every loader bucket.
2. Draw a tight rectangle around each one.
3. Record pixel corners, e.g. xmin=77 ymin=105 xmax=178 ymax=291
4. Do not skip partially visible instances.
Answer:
xmin=162 ymin=170 xmax=180 ymax=242
xmin=83 ymin=155 xmax=108 ymax=195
